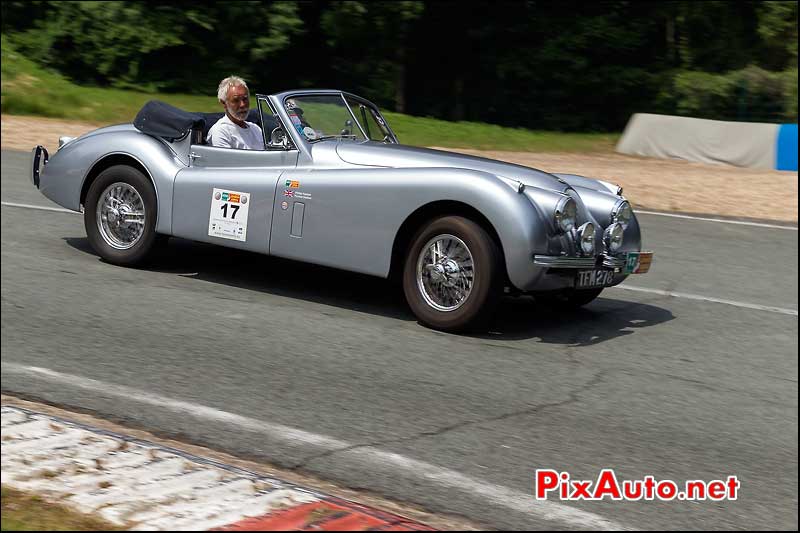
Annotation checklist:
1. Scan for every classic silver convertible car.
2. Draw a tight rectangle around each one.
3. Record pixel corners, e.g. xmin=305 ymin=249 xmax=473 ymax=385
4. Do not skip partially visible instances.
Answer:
xmin=31 ymin=89 xmax=652 ymax=331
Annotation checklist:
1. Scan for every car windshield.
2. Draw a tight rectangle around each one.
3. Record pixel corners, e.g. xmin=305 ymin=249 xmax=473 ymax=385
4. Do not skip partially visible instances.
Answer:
xmin=284 ymin=95 xmax=366 ymax=143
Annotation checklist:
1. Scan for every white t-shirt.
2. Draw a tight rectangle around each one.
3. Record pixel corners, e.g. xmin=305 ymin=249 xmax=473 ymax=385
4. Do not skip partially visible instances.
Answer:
xmin=206 ymin=114 xmax=264 ymax=150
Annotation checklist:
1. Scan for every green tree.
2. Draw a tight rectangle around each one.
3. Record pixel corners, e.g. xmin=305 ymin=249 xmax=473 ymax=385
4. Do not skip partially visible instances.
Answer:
xmin=320 ymin=1 xmax=423 ymax=112
xmin=1 ymin=0 xmax=794 ymax=129
xmin=5 ymin=1 xmax=303 ymax=93
xmin=757 ymin=0 xmax=798 ymax=69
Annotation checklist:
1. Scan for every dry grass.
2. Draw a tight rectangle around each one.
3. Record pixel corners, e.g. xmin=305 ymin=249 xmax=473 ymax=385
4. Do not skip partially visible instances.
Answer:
xmin=1 ymin=485 xmax=125 ymax=531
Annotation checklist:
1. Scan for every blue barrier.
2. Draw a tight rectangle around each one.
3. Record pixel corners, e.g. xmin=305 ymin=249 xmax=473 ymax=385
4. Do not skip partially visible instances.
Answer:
xmin=776 ymin=124 xmax=798 ymax=171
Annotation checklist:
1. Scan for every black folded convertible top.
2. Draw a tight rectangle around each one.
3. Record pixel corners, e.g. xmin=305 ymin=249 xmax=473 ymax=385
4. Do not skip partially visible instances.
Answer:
xmin=133 ymin=100 xmax=205 ymax=141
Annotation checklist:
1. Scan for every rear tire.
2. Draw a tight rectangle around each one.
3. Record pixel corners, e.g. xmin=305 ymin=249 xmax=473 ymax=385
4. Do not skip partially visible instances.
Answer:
xmin=84 ymin=165 xmax=158 ymax=266
xmin=403 ymin=216 xmax=501 ymax=332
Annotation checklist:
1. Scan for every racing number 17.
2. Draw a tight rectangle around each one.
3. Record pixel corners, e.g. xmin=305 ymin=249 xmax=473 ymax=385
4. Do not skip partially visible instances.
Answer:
xmin=220 ymin=203 xmax=240 ymax=220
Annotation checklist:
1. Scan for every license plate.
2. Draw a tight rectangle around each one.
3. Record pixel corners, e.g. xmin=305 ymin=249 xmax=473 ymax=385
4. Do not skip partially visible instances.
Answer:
xmin=576 ymin=269 xmax=615 ymax=289
xmin=624 ymin=251 xmax=654 ymax=274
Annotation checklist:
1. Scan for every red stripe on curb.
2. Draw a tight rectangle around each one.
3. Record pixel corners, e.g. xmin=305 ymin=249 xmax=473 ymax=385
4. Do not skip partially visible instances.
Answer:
xmin=213 ymin=500 xmax=436 ymax=531
xmin=323 ymin=497 xmax=436 ymax=530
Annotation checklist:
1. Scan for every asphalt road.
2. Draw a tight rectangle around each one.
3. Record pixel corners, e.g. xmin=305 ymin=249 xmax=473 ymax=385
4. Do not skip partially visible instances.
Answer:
xmin=2 ymin=149 xmax=797 ymax=530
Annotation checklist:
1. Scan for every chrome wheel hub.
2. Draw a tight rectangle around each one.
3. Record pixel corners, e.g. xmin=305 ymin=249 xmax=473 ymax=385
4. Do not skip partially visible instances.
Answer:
xmin=96 ymin=182 xmax=146 ymax=250
xmin=417 ymin=234 xmax=475 ymax=312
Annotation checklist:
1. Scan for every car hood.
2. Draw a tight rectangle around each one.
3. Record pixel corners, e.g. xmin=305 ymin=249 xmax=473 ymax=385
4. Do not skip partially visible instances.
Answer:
xmin=335 ymin=142 xmax=570 ymax=193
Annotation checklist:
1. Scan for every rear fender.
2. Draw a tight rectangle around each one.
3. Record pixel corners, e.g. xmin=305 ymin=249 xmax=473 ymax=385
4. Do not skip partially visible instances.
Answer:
xmin=38 ymin=130 xmax=185 ymax=234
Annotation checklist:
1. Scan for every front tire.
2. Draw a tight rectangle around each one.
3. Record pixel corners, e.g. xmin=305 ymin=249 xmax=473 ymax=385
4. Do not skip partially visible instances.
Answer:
xmin=403 ymin=216 xmax=501 ymax=332
xmin=84 ymin=165 xmax=158 ymax=266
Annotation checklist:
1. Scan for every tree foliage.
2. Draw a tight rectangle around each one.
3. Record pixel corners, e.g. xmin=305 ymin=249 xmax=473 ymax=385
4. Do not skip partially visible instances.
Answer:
xmin=2 ymin=0 xmax=796 ymax=130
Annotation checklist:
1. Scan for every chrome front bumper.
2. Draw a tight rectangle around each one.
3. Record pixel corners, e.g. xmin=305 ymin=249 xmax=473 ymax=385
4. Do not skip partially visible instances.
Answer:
xmin=533 ymin=253 xmax=628 ymax=270
xmin=533 ymin=252 xmax=653 ymax=274
xmin=602 ymin=254 xmax=628 ymax=269
xmin=532 ymin=255 xmax=598 ymax=269
xmin=31 ymin=145 xmax=49 ymax=189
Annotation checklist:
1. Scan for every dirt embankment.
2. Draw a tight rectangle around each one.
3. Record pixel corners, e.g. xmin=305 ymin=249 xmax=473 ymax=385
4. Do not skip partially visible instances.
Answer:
xmin=4 ymin=114 xmax=796 ymax=222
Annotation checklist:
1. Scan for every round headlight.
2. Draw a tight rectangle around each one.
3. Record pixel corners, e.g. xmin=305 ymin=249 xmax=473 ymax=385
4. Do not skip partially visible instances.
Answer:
xmin=554 ymin=197 xmax=577 ymax=233
xmin=604 ymin=223 xmax=625 ymax=252
xmin=611 ymin=200 xmax=633 ymax=227
xmin=577 ymin=222 xmax=595 ymax=255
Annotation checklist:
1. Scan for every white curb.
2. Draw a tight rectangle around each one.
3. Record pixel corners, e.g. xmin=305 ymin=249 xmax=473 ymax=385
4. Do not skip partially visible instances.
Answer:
xmin=1 ymin=406 xmax=321 ymax=530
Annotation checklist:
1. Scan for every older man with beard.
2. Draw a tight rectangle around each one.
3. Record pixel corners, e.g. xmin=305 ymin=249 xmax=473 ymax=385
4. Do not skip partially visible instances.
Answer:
xmin=207 ymin=76 xmax=264 ymax=150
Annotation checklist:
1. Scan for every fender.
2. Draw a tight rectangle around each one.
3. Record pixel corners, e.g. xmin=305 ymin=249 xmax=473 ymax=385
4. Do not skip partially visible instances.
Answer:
xmin=392 ymin=169 xmax=548 ymax=290
xmin=38 ymin=126 xmax=186 ymax=234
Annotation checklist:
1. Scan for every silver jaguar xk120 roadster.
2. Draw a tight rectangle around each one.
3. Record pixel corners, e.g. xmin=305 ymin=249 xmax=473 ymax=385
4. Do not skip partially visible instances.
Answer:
xmin=31 ymin=89 xmax=652 ymax=331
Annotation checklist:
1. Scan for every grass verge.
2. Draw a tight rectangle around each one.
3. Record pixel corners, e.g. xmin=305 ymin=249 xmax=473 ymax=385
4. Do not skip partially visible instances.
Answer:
xmin=1 ymin=36 xmax=617 ymax=152
xmin=1 ymin=485 xmax=124 ymax=531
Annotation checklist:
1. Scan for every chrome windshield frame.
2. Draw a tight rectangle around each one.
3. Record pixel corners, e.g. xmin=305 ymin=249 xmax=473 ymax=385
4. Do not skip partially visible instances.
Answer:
xmin=265 ymin=90 xmax=398 ymax=160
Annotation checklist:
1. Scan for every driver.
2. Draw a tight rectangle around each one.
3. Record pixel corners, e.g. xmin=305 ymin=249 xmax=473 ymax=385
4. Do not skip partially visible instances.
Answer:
xmin=207 ymin=76 xmax=263 ymax=150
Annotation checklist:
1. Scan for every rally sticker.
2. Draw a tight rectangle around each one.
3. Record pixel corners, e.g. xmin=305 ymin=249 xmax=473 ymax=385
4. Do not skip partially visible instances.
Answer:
xmin=209 ymin=188 xmax=251 ymax=242
xmin=285 ymin=190 xmax=312 ymax=200
xmin=303 ymin=126 xmax=318 ymax=140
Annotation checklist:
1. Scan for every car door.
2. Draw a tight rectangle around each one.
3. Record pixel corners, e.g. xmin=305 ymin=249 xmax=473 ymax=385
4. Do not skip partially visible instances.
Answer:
xmin=171 ymin=99 xmax=298 ymax=253
xmin=269 ymin=164 xmax=407 ymax=278
xmin=172 ymin=148 xmax=297 ymax=253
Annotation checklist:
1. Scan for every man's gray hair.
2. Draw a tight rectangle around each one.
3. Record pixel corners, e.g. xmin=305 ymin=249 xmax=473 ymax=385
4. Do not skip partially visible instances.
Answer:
xmin=217 ymin=76 xmax=249 ymax=103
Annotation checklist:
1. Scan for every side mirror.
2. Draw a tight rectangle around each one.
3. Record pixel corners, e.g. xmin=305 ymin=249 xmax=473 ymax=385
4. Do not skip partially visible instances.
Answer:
xmin=270 ymin=127 xmax=289 ymax=149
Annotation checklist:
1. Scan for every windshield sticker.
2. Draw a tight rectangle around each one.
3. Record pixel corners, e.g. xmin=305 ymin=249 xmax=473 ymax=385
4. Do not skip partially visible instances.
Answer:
xmin=303 ymin=126 xmax=318 ymax=140
xmin=208 ymin=188 xmax=250 ymax=242
xmin=290 ymin=114 xmax=302 ymax=126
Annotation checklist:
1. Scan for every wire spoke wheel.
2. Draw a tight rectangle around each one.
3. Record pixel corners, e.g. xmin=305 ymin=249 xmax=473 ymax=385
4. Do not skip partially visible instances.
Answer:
xmin=416 ymin=234 xmax=475 ymax=312
xmin=96 ymin=182 xmax=146 ymax=250
xmin=403 ymin=216 xmax=500 ymax=332
xmin=85 ymin=165 xmax=158 ymax=266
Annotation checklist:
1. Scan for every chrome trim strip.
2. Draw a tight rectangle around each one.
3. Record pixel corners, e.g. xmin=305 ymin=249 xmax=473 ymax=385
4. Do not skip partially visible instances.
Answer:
xmin=603 ymin=254 xmax=627 ymax=268
xmin=533 ymin=255 xmax=598 ymax=269
xmin=340 ymin=93 xmax=369 ymax=140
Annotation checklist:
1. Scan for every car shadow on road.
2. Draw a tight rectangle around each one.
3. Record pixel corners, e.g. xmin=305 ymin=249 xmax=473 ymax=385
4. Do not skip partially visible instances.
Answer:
xmin=479 ymin=295 xmax=675 ymax=346
xmin=65 ymin=236 xmax=674 ymax=345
